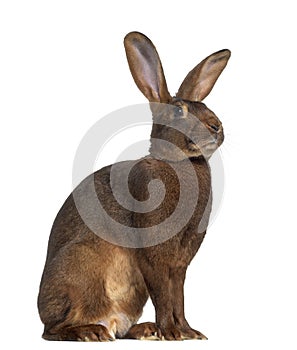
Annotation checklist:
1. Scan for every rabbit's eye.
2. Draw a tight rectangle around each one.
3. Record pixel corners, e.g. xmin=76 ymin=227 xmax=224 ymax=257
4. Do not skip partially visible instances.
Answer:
xmin=174 ymin=106 xmax=184 ymax=118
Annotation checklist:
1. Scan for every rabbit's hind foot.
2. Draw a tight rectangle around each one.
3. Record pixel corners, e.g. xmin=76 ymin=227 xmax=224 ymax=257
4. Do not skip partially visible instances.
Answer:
xmin=42 ymin=324 xmax=115 ymax=342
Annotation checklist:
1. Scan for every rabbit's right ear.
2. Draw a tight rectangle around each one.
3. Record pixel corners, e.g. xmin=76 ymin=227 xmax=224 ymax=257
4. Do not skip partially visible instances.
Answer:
xmin=177 ymin=49 xmax=231 ymax=102
xmin=124 ymin=32 xmax=171 ymax=103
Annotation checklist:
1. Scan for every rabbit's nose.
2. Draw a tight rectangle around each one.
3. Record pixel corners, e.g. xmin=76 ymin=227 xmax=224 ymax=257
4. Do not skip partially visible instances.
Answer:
xmin=208 ymin=124 xmax=223 ymax=143
xmin=209 ymin=124 xmax=220 ymax=133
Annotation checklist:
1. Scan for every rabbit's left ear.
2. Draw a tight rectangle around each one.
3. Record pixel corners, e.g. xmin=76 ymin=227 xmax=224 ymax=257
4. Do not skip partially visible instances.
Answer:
xmin=177 ymin=49 xmax=231 ymax=102
xmin=124 ymin=32 xmax=171 ymax=103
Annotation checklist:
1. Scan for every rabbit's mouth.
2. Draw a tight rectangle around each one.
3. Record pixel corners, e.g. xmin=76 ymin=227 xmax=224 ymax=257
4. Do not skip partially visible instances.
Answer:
xmin=188 ymin=140 xmax=201 ymax=153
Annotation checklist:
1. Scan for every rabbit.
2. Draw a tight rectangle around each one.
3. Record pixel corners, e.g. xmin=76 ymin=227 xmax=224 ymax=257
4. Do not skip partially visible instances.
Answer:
xmin=38 ymin=31 xmax=230 ymax=341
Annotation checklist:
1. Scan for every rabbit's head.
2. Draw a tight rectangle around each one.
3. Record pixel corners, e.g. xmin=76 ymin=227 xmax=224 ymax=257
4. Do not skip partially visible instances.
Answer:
xmin=124 ymin=32 xmax=230 ymax=161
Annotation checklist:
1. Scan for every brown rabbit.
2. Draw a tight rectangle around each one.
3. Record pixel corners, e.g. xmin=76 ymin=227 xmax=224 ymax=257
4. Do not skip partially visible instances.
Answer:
xmin=38 ymin=31 xmax=230 ymax=341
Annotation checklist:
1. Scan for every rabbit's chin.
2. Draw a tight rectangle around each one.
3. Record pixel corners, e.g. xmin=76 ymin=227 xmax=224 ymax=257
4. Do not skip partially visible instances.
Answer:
xmin=187 ymin=141 xmax=218 ymax=159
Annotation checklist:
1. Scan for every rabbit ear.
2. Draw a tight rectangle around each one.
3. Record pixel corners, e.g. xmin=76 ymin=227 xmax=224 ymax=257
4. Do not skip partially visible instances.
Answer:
xmin=124 ymin=32 xmax=171 ymax=103
xmin=177 ymin=49 xmax=231 ymax=101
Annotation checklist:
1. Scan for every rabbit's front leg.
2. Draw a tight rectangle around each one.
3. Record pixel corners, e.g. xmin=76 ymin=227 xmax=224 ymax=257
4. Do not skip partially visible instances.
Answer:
xmin=170 ymin=267 xmax=207 ymax=340
xmin=136 ymin=253 xmax=186 ymax=340
xmin=146 ymin=269 xmax=183 ymax=340
xmin=136 ymin=248 xmax=207 ymax=340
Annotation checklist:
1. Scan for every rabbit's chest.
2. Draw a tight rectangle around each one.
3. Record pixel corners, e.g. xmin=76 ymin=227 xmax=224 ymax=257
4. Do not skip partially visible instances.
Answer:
xmin=166 ymin=159 xmax=212 ymax=265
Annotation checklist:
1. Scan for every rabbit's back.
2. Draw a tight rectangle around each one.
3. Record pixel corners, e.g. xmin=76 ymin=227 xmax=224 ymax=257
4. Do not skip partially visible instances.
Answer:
xmin=45 ymin=156 xmax=211 ymax=263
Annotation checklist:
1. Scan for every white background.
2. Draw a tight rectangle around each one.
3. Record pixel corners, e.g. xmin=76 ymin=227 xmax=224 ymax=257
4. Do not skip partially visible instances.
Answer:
xmin=1 ymin=0 xmax=297 ymax=349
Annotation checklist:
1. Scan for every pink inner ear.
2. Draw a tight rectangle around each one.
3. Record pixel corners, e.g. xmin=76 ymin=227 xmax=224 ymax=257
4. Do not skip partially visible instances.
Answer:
xmin=196 ymin=83 xmax=207 ymax=102
xmin=177 ymin=49 xmax=230 ymax=102
xmin=135 ymin=45 xmax=162 ymax=101
xmin=142 ymin=62 xmax=159 ymax=98
xmin=125 ymin=33 xmax=171 ymax=102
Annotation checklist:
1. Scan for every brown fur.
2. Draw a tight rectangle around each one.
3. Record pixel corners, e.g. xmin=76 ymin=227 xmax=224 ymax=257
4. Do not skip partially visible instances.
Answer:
xmin=38 ymin=32 xmax=230 ymax=341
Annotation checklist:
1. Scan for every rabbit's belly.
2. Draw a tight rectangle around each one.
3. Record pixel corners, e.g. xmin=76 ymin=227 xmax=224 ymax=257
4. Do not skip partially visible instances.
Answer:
xmin=97 ymin=312 xmax=133 ymax=338
xmin=97 ymin=280 xmax=147 ymax=337
xmin=100 ymin=249 xmax=148 ymax=337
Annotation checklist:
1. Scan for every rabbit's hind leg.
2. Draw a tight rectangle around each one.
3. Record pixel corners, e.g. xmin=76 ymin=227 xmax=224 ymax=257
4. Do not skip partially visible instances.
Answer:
xmin=38 ymin=242 xmax=116 ymax=341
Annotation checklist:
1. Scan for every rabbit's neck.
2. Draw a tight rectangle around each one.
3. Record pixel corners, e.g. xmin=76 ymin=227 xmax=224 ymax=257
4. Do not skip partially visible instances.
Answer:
xmin=149 ymin=142 xmax=188 ymax=162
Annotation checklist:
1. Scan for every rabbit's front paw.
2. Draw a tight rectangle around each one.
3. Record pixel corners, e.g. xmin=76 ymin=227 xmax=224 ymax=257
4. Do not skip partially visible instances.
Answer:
xmin=157 ymin=325 xmax=184 ymax=341
xmin=179 ymin=327 xmax=208 ymax=340
xmin=124 ymin=322 xmax=160 ymax=340
xmin=157 ymin=324 xmax=207 ymax=341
